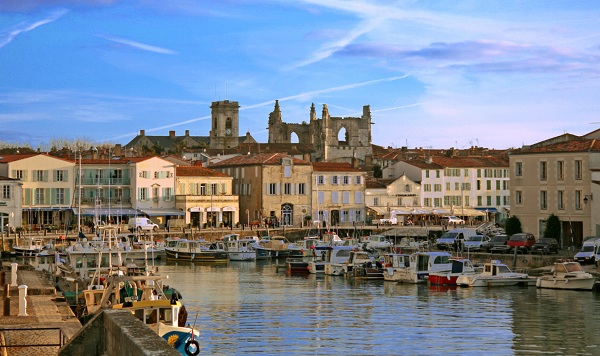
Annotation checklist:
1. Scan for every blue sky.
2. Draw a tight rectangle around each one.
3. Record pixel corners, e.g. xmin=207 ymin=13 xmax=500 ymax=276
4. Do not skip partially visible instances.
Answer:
xmin=1 ymin=1 xmax=598 ymax=150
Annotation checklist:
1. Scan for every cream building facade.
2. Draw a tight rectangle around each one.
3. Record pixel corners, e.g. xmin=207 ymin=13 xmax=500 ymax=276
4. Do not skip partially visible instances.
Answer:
xmin=312 ymin=162 xmax=367 ymax=227
xmin=509 ymin=138 xmax=599 ymax=247
xmin=210 ymin=153 xmax=313 ymax=227
xmin=175 ymin=166 xmax=238 ymax=228
xmin=0 ymin=176 xmax=23 ymax=232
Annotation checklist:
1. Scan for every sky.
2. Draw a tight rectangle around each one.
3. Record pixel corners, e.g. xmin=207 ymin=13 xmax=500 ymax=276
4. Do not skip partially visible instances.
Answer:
xmin=1 ymin=0 xmax=599 ymax=150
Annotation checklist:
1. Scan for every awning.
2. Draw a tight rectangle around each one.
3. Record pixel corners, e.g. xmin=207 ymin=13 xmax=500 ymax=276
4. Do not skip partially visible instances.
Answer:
xmin=189 ymin=207 xmax=204 ymax=212
xmin=455 ymin=208 xmax=486 ymax=217
xmin=206 ymin=207 xmax=220 ymax=212
xmin=73 ymin=208 xmax=139 ymax=216
xmin=23 ymin=207 xmax=71 ymax=211
xmin=138 ymin=208 xmax=185 ymax=217
xmin=367 ymin=206 xmax=389 ymax=215
xmin=222 ymin=206 xmax=237 ymax=212
xmin=475 ymin=207 xmax=498 ymax=213
xmin=390 ymin=208 xmax=412 ymax=215
xmin=433 ymin=209 xmax=452 ymax=215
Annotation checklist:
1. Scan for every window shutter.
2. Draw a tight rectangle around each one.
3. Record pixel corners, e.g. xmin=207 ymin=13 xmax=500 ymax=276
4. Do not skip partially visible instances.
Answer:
xmin=45 ymin=188 xmax=51 ymax=205
xmin=44 ymin=170 xmax=49 ymax=182
xmin=24 ymin=188 xmax=31 ymax=205
xmin=11 ymin=170 xmax=16 ymax=179
xmin=53 ymin=170 xmax=57 ymax=182
xmin=276 ymin=183 xmax=280 ymax=195
xmin=51 ymin=188 xmax=57 ymax=205
xmin=64 ymin=170 xmax=69 ymax=182
xmin=23 ymin=170 xmax=28 ymax=182
xmin=65 ymin=188 xmax=70 ymax=205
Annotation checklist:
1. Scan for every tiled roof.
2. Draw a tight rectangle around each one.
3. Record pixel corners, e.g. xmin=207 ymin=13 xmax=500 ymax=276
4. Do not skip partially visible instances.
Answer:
xmin=402 ymin=155 xmax=508 ymax=169
xmin=512 ymin=138 xmax=600 ymax=154
xmin=210 ymin=153 xmax=311 ymax=167
xmin=0 ymin=153 xmax=72 ymax=163
xmin=312 ymin=162 xmax=363 ymax=172
xmin=176 ymin=166 xmax=230 ymax=177
xmin=365 ymin=178 xmax=395 ymax=189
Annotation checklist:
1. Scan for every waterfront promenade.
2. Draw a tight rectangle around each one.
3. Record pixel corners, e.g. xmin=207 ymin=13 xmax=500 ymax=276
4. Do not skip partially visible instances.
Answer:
xmin=0 ymin=264 xmax=82 ymax=356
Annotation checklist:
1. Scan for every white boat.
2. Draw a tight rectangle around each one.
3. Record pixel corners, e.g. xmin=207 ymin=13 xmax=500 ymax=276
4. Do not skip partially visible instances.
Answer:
xmin=428 ymin=258 xmax=479 ymax=286
xmin=12 ymin=237 xmax=46 ymax=257
xmin=222 ymin=234 xmax=257 ymax=261
xmin=309 ymin=245 xmax=354 ymax=274
xmin=382 ymin=253 xmax=410 ymax=282
xmin=536 ymin=261 xmax=597 ymax=290
xmin=384 ymin=251 xmax=453 ymax=283
xmin=456 ymin=260 xmax=536 ymax=287
xmin=122 ymin=233 xmax=166 ymax=260
xmin=344 ymin=250 xmax=384 ymax=279
xmin=165 ymin=237 xmax=228 ymax=263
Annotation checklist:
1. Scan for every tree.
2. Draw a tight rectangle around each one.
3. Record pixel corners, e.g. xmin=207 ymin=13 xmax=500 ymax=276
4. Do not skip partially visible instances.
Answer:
xmin=504 ymin=216 xmax=522 ymax=236
xmin=373 ymin=165 xmax=382 ymax=178
xmin=543 ymin=214 xmax=561 ymax=239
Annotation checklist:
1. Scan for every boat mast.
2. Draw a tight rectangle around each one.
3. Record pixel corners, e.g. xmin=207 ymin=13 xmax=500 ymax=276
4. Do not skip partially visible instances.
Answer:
xmin=78 ymin=151 xmax=82 ymax=235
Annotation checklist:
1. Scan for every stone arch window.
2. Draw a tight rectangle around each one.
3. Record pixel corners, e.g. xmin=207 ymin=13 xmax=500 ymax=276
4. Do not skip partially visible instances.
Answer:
xmin=213 ymin=117 xmax=218 ymax=130
xmin=281 ymin=203 xmax=294 ymax=226
xmin=337 ymin=126 xmax=349 ymax=145
xmin=290 ymin=132 xmax=300 ymax=143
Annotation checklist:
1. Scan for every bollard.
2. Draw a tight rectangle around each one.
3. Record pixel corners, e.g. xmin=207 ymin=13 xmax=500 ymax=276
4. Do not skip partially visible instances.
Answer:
xmin=3 ymin=296 xmax=9 ymax=316
xmin=11 ymin=262 xmax=18 ymax=287
xmin=18 ymin=284 xmax=28 ymax=316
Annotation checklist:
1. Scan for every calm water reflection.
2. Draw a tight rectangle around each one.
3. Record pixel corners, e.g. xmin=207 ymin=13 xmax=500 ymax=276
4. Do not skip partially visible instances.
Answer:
xmin=157 ymin=260 xmax=600 ymax=355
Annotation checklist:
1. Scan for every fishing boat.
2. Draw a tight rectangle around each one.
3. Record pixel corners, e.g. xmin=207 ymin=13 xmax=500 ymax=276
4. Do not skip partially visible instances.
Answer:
xmin=78 ymin=274 xmax=200 ymax=355
xmin=222 ymin=234 xmax=257 ymax=261
xmin=165 ymin=238 xmax=228 ymax=263
xmin=456 ymin=260 xmax=536 ymax=287
xmin=307 ymin=245 xmax=354 ymax=274
xmin=12 ymin=237 xmax=46 ymax=257
xmin=385 ymin=251 xmax=453 ymax=283
xmin=428 ymin=258 xmax=478 ymax=286
xmin=536 ymin=261 xmax=596 ymax=290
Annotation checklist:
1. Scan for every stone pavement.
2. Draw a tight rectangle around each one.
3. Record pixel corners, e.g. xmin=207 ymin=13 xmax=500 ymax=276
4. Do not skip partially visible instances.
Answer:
xmin=0 ymin=263 xmax=82 ymax=356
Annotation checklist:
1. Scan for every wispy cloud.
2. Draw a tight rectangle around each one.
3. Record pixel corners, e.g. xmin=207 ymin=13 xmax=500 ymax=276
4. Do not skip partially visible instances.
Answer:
xmin=0 ymin=9 xmax=67 ymax=48
xmin=97 ymin=34 xmax=178 ymax=55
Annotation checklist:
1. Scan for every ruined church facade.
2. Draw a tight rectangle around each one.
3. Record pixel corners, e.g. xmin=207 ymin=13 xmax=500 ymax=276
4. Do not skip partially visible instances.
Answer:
xmin=267 ymin=101 xmax=373 ymax=165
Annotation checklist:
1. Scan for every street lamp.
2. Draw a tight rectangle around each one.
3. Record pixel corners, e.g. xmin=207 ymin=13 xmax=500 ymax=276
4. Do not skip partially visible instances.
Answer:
xmin=584 ymin=194 xmax=593 ymax=204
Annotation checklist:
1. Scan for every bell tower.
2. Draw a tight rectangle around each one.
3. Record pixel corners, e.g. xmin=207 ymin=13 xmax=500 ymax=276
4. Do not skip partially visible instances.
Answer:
xmin=210 ymin=100 xmax=240 ymax=149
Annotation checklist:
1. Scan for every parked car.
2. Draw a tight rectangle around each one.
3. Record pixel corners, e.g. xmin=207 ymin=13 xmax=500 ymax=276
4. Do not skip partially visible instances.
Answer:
xmin=507 ymin=233 xmax=536 ymax=253
xmin=463 ymin=235 xmax=490 ymax=251
xmin=531 ymin=238 xmax=559 ymax=254
xmin=574 ymin=237 xmax=600 ymax=264
xmin=436 ymin=228 xmax=480 ymax=250
xmin=482 ymin=234 xmax=509 ymax=253
xmin=441 ymin=216 xmax=465 ymax=225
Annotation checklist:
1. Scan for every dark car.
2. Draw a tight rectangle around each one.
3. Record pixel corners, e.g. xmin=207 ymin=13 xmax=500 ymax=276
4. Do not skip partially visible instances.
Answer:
xmin=531 ymin=238 xmax=559 ymax=254
xmin=483 ymin=234 xmax=510 ymax=253
xmin=507 ymin=233 xmax=536 ymax=253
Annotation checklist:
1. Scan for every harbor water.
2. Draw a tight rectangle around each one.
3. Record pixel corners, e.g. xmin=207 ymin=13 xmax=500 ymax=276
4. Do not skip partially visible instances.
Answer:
xmin=156 ymin=259 xmax=600 ymax=355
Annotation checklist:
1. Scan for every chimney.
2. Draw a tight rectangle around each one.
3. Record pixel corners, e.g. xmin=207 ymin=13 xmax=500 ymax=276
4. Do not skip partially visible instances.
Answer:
xmin=114 ymin=144 xmax=122 ymax=157
xmin=169 ymin=130 xmax=175 ymax=138
xmin=352 ymin=157 xmax=359 ymax=169
xmin=140 ymin=130 xmax=145 ymax=136
xmin=185 ymin=130 xmax=190 ymax=136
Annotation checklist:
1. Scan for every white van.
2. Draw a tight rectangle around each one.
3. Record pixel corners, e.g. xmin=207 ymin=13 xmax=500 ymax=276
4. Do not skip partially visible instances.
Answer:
xmin=574 ymin=237 xmax=600 ymax=265
xmin=128 ymin=217 xmax=159 ymax=232
xmin=436 ymin=228 xmax=484 ymax=250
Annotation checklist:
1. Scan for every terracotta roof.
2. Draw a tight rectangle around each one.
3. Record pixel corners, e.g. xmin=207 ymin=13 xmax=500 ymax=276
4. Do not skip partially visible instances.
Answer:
xmin=0 ymin=153 xmax=73 ymax=164
xmin=365 ymin=178 xmax=395 ymax=189
xmin=312 ymin=162 xmax=364 ymax=172
xmin=512 ymin=138 xmax=600 ymax=154
xmin=209 ymin=153 xmax=311 ymax=167
xmin=402 ymin=155 xmax=508 ymax=169
xmin=176 ymin=166 xmax=230 ymax=177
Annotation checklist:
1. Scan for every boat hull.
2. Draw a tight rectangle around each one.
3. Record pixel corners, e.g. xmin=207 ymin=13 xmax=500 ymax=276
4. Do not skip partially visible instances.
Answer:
xmin=536 ymin=276 xmax=596 ymax=290
xmin=228 ymin=251 xmax=256 ymax=261
xmin=286 ymin=259 xmax=310 ymax=274
xmin=428 ymin=273 xmax=460 ymax=286
xmin=165 ymin=249 xmax=228 ymax=263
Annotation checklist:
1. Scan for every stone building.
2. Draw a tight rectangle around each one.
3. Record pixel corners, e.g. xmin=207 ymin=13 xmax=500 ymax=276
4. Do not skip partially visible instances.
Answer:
xmin=267 ymin=100 xmax=373 ymax=165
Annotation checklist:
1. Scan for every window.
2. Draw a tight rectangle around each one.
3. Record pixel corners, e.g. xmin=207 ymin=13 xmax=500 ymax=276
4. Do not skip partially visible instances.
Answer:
xmin=332 ymin=191 xmax=339 ymax=204
xmin=445 ymin=182 xmax=450 ymax=191
xmin=317 ymin=176 xmax=325 ymax=185
xmin=540 ymin=190 xmax=547 ymax=210
xmin=15 ymin=170 xmax=25 ymax=180
xmin=515 ymin=162 xmax=523 ymax=177
xmin=200 ymin=184 xmax=207 ymax=196
xmin=575 ymin=190 xmax=582 ymax=210
xmin=33 ymin=170 xmax=46 ymax=182
xmin=575 ymin=160 xmax=582 ymax=180
xmin=557 ymin=161 xmax=564 ymax=180
xmin=163 ymin=188 xmax=173 ymax=201
xmin=153 ymin=187 xmax=159 ymax=202
xmin=424 ymin=198 xmax=431 ymax=207
xmin=557 ymin=190 xmax=564 ymax=210
xmin=405 ymin=184 xmax=411 ymax=192
xmin=540 ymin=161 xmax=547 ymax=181
xmin=434 ymin=198 xmax=442 ymax=207
xmin=477 ymin=180 xmax=481 ymax=190
xmin=434 ymin=184 xmax=442 ymax=192
xmin=140 ymin=171 xmax=149 ymax=179
xmin=269 ymin=183 xmax=277 ymax=195
xmin=298 ymin=183 xmax=306 ymax=195
xmin=211 ymin=183 xmax=218 ymax=195
xmin=462 ymin=183 xmax=471 ymax=191
xmin=436 ymin=170 xmax=440 ymax=178
xmin=495 ymin=181 xmax=500 ymax=190
xmin=139 ymin=188 xmax=148 ymax=201
xmin=318 ymin=191 xmax=324 ymax=205
xmin=425 ymin=170 xmax=430 ymax=178
xmin=284 ymin=166 xmax=291 ymax=178
xmin=373 ymin=197 xmax=379 ymax=206
xmin=56 ymin=188 xmax=65 ymax=204
xmin=355 ymin=176 xmax=362 ymax=185
xmin=515 ymin=191 xmax=523 ymax=205
xmin=454 ymin=183 xmax=459 ymax=191
xmin=342 ymin=191 xmax=350 ymax=204
xmin=35 ymin=188 xmax=44 ymax=204
xmin=54 ymin=170 xmax=66 ymax=182
xmin=2 ymin=185 xmax=11 ymax=199
xmin=486 ymin=180 xmax=491 ymax=190
xmin=284 ymin=183 xmax=291 ymax=195
xmin=423 ymin=184 xmax=431 ymax=192
xmin=342 ymin=176 xmax=350 ymax=185
xmin=332 ymin=176 xmax=339 ymax=185
xmin=355 ymin=191 xmax=363 ymax=204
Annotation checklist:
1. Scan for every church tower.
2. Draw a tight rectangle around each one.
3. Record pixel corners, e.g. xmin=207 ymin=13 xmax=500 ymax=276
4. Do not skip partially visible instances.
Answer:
xmin=210 ymin=100 xmax=240 ymax=149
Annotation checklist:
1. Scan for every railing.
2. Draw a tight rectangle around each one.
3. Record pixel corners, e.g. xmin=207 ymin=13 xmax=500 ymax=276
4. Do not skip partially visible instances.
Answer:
xmin=79 ymin=178 xmax=131 ymax=186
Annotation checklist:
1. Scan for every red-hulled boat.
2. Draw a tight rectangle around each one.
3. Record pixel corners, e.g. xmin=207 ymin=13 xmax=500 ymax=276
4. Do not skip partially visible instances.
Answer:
xmin=429 ymin=258 xmax=477 ymax=286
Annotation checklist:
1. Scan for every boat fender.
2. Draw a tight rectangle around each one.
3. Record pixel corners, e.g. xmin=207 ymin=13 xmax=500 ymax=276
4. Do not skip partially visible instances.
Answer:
xmin=184 ymin=339 xmax=200 ymax=356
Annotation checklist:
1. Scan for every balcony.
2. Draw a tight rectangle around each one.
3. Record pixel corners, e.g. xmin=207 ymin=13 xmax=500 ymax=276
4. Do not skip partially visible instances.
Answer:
xmin=80 ymin=178 xmax=131 ymax=186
